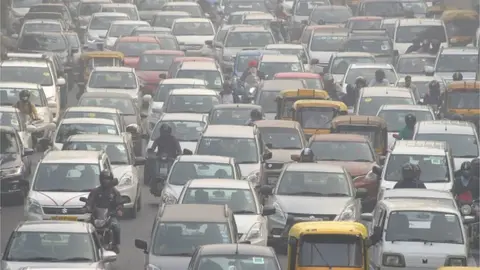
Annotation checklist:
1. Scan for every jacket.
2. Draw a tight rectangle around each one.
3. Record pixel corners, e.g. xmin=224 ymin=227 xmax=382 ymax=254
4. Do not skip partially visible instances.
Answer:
xmin=151 ymin=134 xmax=181 ymax=158
xmin=13 ymin=101 xmax=39 ymax=120
xmin=368 ymin=78 xmax=390 ymax=87
xmin=453 ymin=175 xmax=480 ymax=200
xmin=398 ymin=126 xmax=414 ymax=140
xmin=87 ymin=186 xmax=123 ymax=214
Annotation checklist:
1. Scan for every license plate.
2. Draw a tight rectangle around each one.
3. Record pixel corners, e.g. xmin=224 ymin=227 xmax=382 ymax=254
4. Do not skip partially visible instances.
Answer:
xmin=159 ymin=167 xmax=168 ymax=175
xmin=51 ymin=216 xmax=78 ymax=221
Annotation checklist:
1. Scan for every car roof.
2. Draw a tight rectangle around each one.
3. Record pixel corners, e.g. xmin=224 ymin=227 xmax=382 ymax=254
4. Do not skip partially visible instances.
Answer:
xmin=416 ymin=120 xmax=476 ymax=134
xmin=255 ymin=119 xmax=300 ymax=128
xmin=163 ymin=2 xmax=199 ymax=6
xmin=311 ymin=133 xmax=370 ymax=142
xmin=160 ymin=113 xmax=206 ymax=121
xmin=188 ymin=178 xmax=250 ymax=189
xmin=179 ymin=61 xmax=217 ymax=70
xmin=381 ymin=18 xmax=399 ymax=24
xmin=383 ymin=188 xmax=454 ymax=200
xmin=155 ymin=11 xmax=191 ymax=15
xmin=16 ymin=221 xmax=91 ymax=233
xmin=66 ymin=134 xmax=124 ymax=143
xmin=117 ymin=36 xmax=159 ymax=42
xmin=439 ymin=47 xmax=478 ymax=55
xmin=110 ymin=20 xmax=149 ymax=26
xmin=199 ymin=244 xmax=275 ymax=256
xmin=66 ymin=106 xmax=119 ymax=113
xmin=361 ymin=87 xmax=413 ymax=97
xmin=260 ymin=80 xmax=305 ymax=91
xmin=24 ymin=19 xmax=62 ymax=24
xmin=174 ymin=17 xmax=211 ymax=23
xmin=350 ymin=63 xmax=393 ymax=69
xmin=60 ymin=117 xmax=116 ymax=125
xmin=202 ymin=125 xmax=255 ymax=139
xmin=92 ymin=66 xmax=133 ymax=72
xmin=80 ymin=92 xmax=133 ymax=99
xmin=42 ymin=150 xmax=101 ymax=164
xmin=169 ymin=88 xmax=218 ymax=96
xmin=332 ymin=52 xmax=375 ymax=58
xmin=92 ymin=12 xmax=129 ymax=17
xmin=0 ymin=82 xmax=41 ymax=89
xmin=177 ymin=154 xmax=233 ymax=163
xmin=265 ymin=44 xmax=303 ymax=49
xmin=391 ymin=140 xmax=447 ymax=155
xmin=397 ymin=18 xmax=443 ymax=26
xmin=378 ymin=104 xmax=431 ymax=111
xmin=285 ymin=162 xmax=345 ymax=173
xmin=80 ymin=0 xmax=111 ymax=3
xmin=261 ymin=54 xmax=299 ymax=62
xmin=160 ymin=78 xmax=207 ymax=85
xmin=382 ymin=199 xmax=457 ymax=213
xmin=159 ymin=204 xmax=230 ymax=222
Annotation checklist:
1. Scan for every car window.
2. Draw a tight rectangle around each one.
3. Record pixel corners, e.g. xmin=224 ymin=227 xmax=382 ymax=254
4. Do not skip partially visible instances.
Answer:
xmin=168 ymin=162 xmax=235 ymax=185
xmin=331 ymin=57 xmax=375 ymax=74
xmin=299 ymin=235 xmax=362 ymax=267
xmin=395 ymin=57 xmax=435 ymax=74
xmin=258 ymin=127 xmax=303 ymax=150
xmin=172 ymin=22 xmax=214 ymax=36
xmin=197 ymin=137 xmax=259 ymax=163
xmin=435 ymin=54 xmax=478 ymax=73
xmin=88 ymin=71 xmax=137 ymax=89
xmin=116 ymin=41 xmax=162 ymax=57
xmin=344 ymin=68 xmax=396 ymax=85
xmin=395 ymin=25 xmax=446 ymax=43
xmin=309 ymin=141 xmax=374 ymax=162
xmin=0 ymin=88 xmax=44 ymax=106
xmin=210 ymin=109 xmax=252 ymax=125
xmin=225 ymin=32 xmax=274 ymax=48
xmin=181 ymin=188 xmax=257 ymax=213
xmin=385 ymin=154 xmax=449 ymax=183
xmin=138 ymin=54 xmax=178 ymax=71
xmin=0 ymin=132 xmax=20 ymax=154
xmin=165 ymin=95 xmax=219 ymax=113
xmin=0 ymin=112 xmax=21 ymax=131
xmin=63 ymin=111 xmax=118 ymax=122
xmin=152 ymin=120 xmax=205 ymax=141
xmin=33 ymin=163 xmax=100 ymax=191
xmin=79 ymin=97 xmax=136 ymax=115
xmin=23 ymin=23 xmax=62 ymax=33
xmin=18 ymin=34 xmax=67 ymax=52
xmin=55 ymin=123 xmax=119 ymax=143
xmin=377 ymin=110 xmax=434 ymax=132
xmin=197 ymin=255 xmax=279 ymax=270
xmin=414 ymin=133 xmax=479 ymax=158
xmin=63 ymin=142 xmax=130 ymax=165
xmin=358 ymin=96 xmax=414 ymax=116
xmin=310 ymin=35 xmax=346 ymax=52
xmin=277 ymin=171 xmax=351 ymax=196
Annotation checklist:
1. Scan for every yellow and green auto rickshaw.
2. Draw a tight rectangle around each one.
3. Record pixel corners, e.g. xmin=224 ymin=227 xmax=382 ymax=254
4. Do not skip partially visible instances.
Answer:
xmin=442 ymin=10 xmax=479 ymax=46
xmin=275 ymin=89 xmax=330 ymax=120
xmin=440 ymin=81 xmax=480 ymax=131
xmin=79 ymin=51 xmax=124 ymax=88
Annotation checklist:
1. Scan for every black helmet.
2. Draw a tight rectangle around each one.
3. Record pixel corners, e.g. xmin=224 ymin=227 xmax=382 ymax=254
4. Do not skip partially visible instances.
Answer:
xmin=461 ymin=161 xmax=472 ymax=171
xmin=405 ymin=113 xmax=416 ymax=127
xmin=452 ymin=72 xmax=463 ymax=81
xmin=355 ymin=76 xmax=366 ymax=86
xmin=429 ymin=80 xmax=440 ymax=90
xmin=346 ymin=84 xmax=354 ymax=93
xmin=19 ymin=89 xmax=30 ymax=101
xmin=159 ymin=123 xmax=172 ymax=136
xmin=250 ymin=109 xmax=262 ymax=121
xmin=375 ymin=69 xmax=385 ymax=80
xmin=401 ymin=163 xmax=416 ymax=181
xmin=300 ymin=148 xmax=314 ymax=162
xmin=99 ymin=169 xmax=114 ymax=187
xmin=471 ymin=158 xmax=480 ymax=177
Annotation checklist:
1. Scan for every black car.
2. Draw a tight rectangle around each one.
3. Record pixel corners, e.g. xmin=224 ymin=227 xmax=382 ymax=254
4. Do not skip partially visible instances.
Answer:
xmin=0 ymin=126 xmax=34 ymax=204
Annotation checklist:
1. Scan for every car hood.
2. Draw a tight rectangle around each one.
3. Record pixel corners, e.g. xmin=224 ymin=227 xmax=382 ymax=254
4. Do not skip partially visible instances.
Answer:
xmin=382 ymin=180 xmax=452 ymax=191
xmin=88 ymin=29 xmax=108 ymax=39
xmin=87 ymin=87 xmax=137 ymax=99
xmin=149 ymin=255 xmax=191 ymax=270
xmin=111 ymin=164 xmax=132 ymax=179
xmin=269 ymin=149 xmax=301 ymax=163
xmin=234 ymin=214 xmax=262 ymax=234
xmin=276 ymin=195 xmax=352 ymax=215
xmin=0 ymin=153 xmax=22 ymax=170
xmin=310 ymin=51 xmax=335 ymax=64
xmin=137 ymin=70 xmax=166 ymax=83
xmin=2 ymin=261 xmax=100 ymax=270
xmin=124 ymin=57 xmax=140 ymax=68
xmin=30 ymin=191 xmax=90 ymax=207
xmin=239 ymin=163 xmax=260 ymax=177
xmin=435 ymin=71 xmax=476 ymax=81
xmin=318 ymin=161 xmax=374 ymax=177
xmin=176 ymin=36 xmax=214 ymax=45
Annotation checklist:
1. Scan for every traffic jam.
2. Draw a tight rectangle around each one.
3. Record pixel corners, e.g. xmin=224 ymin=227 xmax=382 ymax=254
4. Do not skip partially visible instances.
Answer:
xmin=0 ymin=0 xmax=479 ymax=269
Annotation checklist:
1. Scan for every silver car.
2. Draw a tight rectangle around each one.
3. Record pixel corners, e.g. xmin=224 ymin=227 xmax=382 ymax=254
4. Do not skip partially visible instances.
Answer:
xmin=84 ymin=12 xmax=129 ymax=46
xmin=171 ymin=18 xmax=215 ymax=56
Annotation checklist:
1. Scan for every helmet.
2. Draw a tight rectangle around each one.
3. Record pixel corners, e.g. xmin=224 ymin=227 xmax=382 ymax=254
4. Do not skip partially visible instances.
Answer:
xmin=248 ymin=60 xmax=258 ymax=68
xmin=428 ymin=80 xmax=440 ymax=90
xmin=355 ymin=76 xmax=366 ymax=86
xmin=346 ymin=84 xmax=354 ymax=93
xmin=300 ymin=148 xmax=314 ymax=162
xmin=405 ymin=113 xmax=416 ymax=127
xmin=250 ymin=109 xmax=262 ymax=120
xmin=461 ymin=161 xmax=472 ymax=172
xmin=375 ymin=69 xmax=385 ymax=80
xmin=159 ymin=123 xmax=172 ymax=136
xmin=99 ymin=169 xmax=113 ymax=187
xmin=401 ymin=163 xmax=416 ymax=181
xmin=19 ymin=89 xmax=30 ymax=101
xmin=405 ymin=75 xmax=412 ymax=82
xmin=323 ymin=73 xmax=334 ymax=83
xmin=471 ymin=158 xmax=480 ymax=177
xmin=452 ymin=72 xmax=463 ymax=81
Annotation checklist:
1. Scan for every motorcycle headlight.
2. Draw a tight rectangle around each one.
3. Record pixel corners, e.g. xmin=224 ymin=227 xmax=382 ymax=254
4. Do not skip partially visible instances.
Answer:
xmin=26 ymin=198 xmax=43 ymax=215
xmin=2 ymin=166 xmax=22 ymax=176
xmin=445 ymin=256 xmax=467 ymax=266
xmin=382 ymin=253 xmax=405 ymax=267
xmin=162 ymin=191 xmax=177 ymax=204
xmin=337 ymin=205 xmax=355 ymax=221
xmin=245 ymin=222 xmax=262 ymax=240
xmin=461 ymin=205 xmax=472 ymax=215
xmin=146 ymin=264 xmax=161 ymax=270
xmin=119 ymin=174 xmax=133 ymax=187
xmin=270 ymin=202 xmax=287 ymax=226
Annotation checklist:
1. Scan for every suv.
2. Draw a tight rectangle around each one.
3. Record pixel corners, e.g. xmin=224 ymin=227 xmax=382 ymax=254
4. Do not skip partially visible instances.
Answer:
xmin=25 ymin=150 xmax=114 ymax=221
xmin=135 ymin=204 xmax=239 ymax=270
xmin=393 ymin=18 xmax=448 ymax=54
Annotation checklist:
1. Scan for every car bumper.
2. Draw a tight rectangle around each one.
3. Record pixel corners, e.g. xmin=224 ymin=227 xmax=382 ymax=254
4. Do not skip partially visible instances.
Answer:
xmin=117 ymin=183 xmax=139 ymax=209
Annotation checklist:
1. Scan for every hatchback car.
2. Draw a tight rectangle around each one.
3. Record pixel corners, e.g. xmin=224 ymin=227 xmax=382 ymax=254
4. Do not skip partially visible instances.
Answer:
xmin=258 ymin=54 xmax=304 ymax=80
xmin=174 ymin=61 xmax=224 ymax=91
xmin=393 ymin=18 xmax=448 ymax=54
xmin=104 ymin=20 xmax=150 ymax=48
xmin=162 ymin=88 xmax=220 ymax=115
xmin=85 ymin=12 xmax=129 ymax=45
xmin=86 ymin=66 xmax=142 ymax=101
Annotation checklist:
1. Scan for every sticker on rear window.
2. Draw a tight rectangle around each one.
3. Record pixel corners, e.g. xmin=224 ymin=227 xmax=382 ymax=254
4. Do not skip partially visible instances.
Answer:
xmin=88 ymin=113 xmax=96 ymax=117
xmin=43 ymin=72 xmax=50 ymax=76
xmin=252 ymin=257 xmax=265 ymax=264
xmin=364 ymin=97 xmax=372 ymax=102
xmin=214 ymin=79 xmax=221 ymax=86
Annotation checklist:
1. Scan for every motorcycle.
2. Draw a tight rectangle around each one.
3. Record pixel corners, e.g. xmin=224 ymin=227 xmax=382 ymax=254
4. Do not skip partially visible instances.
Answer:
xmin=456 ymin=192 xmax=479 ymax=248
xmin=79 ymin=197 xmax=114 ymax=250
xmin=148 ymin=151 xmax=173 ymax=197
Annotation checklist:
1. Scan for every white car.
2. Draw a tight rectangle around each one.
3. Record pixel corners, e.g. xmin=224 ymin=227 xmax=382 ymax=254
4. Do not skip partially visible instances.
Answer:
xmin=177 ymin=178 xmax=275 ymax=245
xmin=393 ymin=18 xmax=448 ymax=54
xmin=341 ymin=63 xmax=398 ymax=92
xmin=104 ymin=20 xmax=150 ymax=48
xmin=171 ymin=18 xmax=215 ymax=55
xmin=61 ymin=134 xmax=145 ymax=218
xmin=379 ymin=188 xmax=456 ymax=208
xmin=100 ymin=3 xmax=140 ymax=20
xmin=18 ymin=19 xmax=64 ymax=37
xmin=85 ymin=12 xmax=129 ymax=45
xmin=264 ymin=43 xmax=310 ymax=70
xmin=162 ymin=88 xmax=220 ymax=115
xmin=355 ymin=87 xmax=416 ymax=116
xmin=258 ymin=54 xmax=304 ymax=80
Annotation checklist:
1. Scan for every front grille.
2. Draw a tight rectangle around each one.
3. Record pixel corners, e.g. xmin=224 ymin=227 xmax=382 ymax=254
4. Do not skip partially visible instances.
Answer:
xmin=42 ymin=207 xmax=85 ymax=215
xmin=287 ymin=213 xmax=336 ymax=221
xmin=266 ymin=163 xmax=284 ymax=170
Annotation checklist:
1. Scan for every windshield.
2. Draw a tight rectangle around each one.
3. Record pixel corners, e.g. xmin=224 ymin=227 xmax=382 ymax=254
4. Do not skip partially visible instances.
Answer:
xmin=101 ymin=7 xmax=137 ymax=19
xmin=197 ymin=137 xmax=259 ymax=163
xmin=447 ymin=91 xmax=480 ymax=109
xmin=258 ymin=127 xmax=303 ymax=149
xmin=139 ymin=54 xmax=177 ymax=71
xmin=181 ymin=188 xmax=256 ymax=213
xmin=226 ymin=2 xmax=268 ymax=13
xmin=210 ymin=109 xmax=252 ymax=125
xmin=311 ymin=8 xmax=352 ymax=24
xmin=244 ymin=18 xmax=271 ymax=26
xmin=331 ymin=57 xmax=375 ymax=74
xmin=168 ymin=162 xmax=234 ymax=185
xmin=386 ymin=211 xmax=463 ymax=244
xmin=310 ymin=141 xmax=374 ymax=162
xmin=153 ymin=120 xmax=205 ymax=141
xmin=401 ymin=1 xmax=427 ymax=14
xmin=395 ymin=25 xmax=446 ymax=43
xmin=108 ymin=24 xmax=144 ymax=37
xmin=55 ymin=123 xmax=118 ymax=143
xmin=161 ymin=5 xmax=202 ymax=17
xmin=295 ymin=0 xmax=330 ymax=15
xmin=79 ymin=3 xmax=102 ymax=16
xmin=0 ymin=113 xmax=21 ymax=131
xmin=172 ymin=22 xmax=214 ymax=36
xmin=153 ymin=15 xmax=189 ymax=28
xmin=259 ymin=62 xmax=302 ymax=78
xmin=358 ymin=96 xmax=414 ymax=116
xmin=445 ymin=20 xmax=479 ymax=37
xmin=176 ymin=70 xmax=222 ymax=90
xmin=0 ymin=132 xmax=19 ymax=154
xmin=5 ymin=232 xmax=95 ymax=262
xmin=396 ymin=57 xmax=435 ymax=74
xmin=235 ymin=55 xmax=260 ymax=72
xmin=89 ymin=16 xmax=126 ymax=30
xmin=377 ymin=110 xmax=433 ymax=132
xmin=344 ymin=68 xmax=397 ymax=85
xmin=152 ymin=222 xmax=231 ymax=256
xmin=0 ymin=88 xmax=44 ymax=106
xmin=0 ymin=67 xmax=53 ymax=86
xmin=33 ymin=163 xmax=100 ymax=191
xmin=415 ymin=134 xmax=478 ymax=158
xmin=154 ymin=83 xmax=205 ymax=102
xmin=138 ymin=0 xmax=166 ymax=10
xmin=335 ymin=127 xmax=377 ymax=147
xmin=299 ymin=108 xmax=335 ymax=129
xmin=310 ymin=35 xmax=346 ymax=51
xmin=165 ymin=95 xmax=219 ymax=113
xmin=23 ymin=23 xmax=62 ymax=33
xmin=63 ymin=142 xmax=129 ymax=164
xmin=435 ymin=54 xmax=478 ymax=72
xmin=116 ymin=41 xmax=161 ymax=57
xmin=397 ymin=80 xmax=444 ymax=97
xmin=88 ymin=71 xmax=137 ymax=89
xmin=63 ymin=111 xmax=117 ymax=122
xmin=79 ymin=98 xmax=135 ymax=115
xmin=299 ymin=235 xmax=362 ymax=267
xmin=343 ymin=39 xmax=392 ymax=54
xmin=198 ymin=255 xmax=279 ymax=270
xmin=225 ymin=32 xmax=274 ymax=47
xmin=385 ymin=154 xmax=449 ymax=182
xmin=364 ymin=2 xmax=403 ymax=17
xmin=348 ymin=19 xmax=382 ymax=30
xmin=274 ymin=49 xmax=309 ymax=64
xmin=277 ymin=171 xmax=351 ymax=196
xmin=18 ymin=34 xmax=67 ymax=52
xmin=257 ymin=90 xmax=280 ymax=113
xmin=12 ymin=0 xmax=42 ymax=8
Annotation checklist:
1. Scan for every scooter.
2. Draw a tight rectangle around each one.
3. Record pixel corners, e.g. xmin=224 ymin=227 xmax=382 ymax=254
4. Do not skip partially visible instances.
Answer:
xmin=79 ymin=197 xmax=114 ymax=250
xmin=148 ymin=151 xmax=173 ymax=197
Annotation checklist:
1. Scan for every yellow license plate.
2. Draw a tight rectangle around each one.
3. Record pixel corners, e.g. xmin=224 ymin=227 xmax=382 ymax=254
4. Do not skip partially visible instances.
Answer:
xmin=88 ymin=113 xmax=96 ymax=117
xmin=51 ymin=216 xmax=78 ymax=221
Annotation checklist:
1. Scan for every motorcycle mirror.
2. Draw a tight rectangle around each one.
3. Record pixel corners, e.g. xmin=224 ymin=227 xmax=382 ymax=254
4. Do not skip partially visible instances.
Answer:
xmin=79 ymin=197 xmax=88 ymax=202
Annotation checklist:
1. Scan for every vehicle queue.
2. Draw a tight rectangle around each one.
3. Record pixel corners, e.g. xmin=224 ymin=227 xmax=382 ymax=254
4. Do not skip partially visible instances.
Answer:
xmin=0 ymin=0 xmax=479 ymax=269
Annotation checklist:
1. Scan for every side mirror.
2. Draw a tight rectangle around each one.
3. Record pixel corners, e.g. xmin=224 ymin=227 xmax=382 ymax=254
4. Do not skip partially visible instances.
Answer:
xmin=379 ymin=156 xmax=386 ymax=165
xmin=126 ymin=123 xmax=139 ymax=133
xmin=79 ymin=197 xmax=88 ymax=203
xmin=355 ymin=188 xmax=368 ymax=199
xmin=262 ymin=151 xmax=272 ymax=161
xmin=183 ymin=149 xmax=193 ymax=155
xmin=26 ymin=125 xmax=36 ymax=133
xmin=205 ymin=40 xmax=213 ymax=46
xmin=372 ymin=165 xmax=383 ymax=176
xmin=57 ymin=77 xmax=66 ymax=86
xmin=102 ymin=250 xmax=117 ymax=262
xmin=134 ymin=157 xmax=146 ymax=166
xmin=158 ymin=74 xmax=167 ymax=79
xmin=259 ymin=185 xmax=273 ymax=195
xmin=23 ymin=148 xmax=34 ymax=156
xmin=262 ymin=205 xmax=276 ymax=216
xmin=290 ymin=154 xmax=300 ymax=161
xmin=360 ymin=212 xmax=373 ymax=221
xmin=135 ymin=239 xmax=148 ymax=253
xmin=142 ymin=94 xmax=152 ymax=103
xmin=48 ymin=100 xmax=57 ymax=108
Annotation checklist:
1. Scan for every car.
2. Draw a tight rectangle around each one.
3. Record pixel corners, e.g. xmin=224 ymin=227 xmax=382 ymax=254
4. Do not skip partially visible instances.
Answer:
xmin=356 ymin=0 xmax=403 ymax=17
xmin=0 ymin=107 xmax=37 ymax=149
xmin=307 ymin=133 xmax=380 ymax=211
xmin=341 ymin=34 xmax=395 ymax=64
xmin=355 ymin=87 xmax=416 ymax=116
xmin=134 ymin=204 xmax=239 ymax=270
xmin=188 ymin=244 xmax=281 ymax=270
xmin=61 ymin=106 xmax=126 ymax=132
xmin=255 ymin=120 xmax=306 ymax=185
xmin=264 ymin=44 xmax=310 ymax=68
xmin=376 ymin=104 xmax=436 ymax=146
xmin=151 ymin=11 xmax=191 ymax=28
xmin=167 ymin=56 xmax=217 ymax=79
xmin=412 ymin=120 xmax=480 ymax=169
xmin=100 ymin=3 xmax=140 ymax=20
xmin=162 ymin=88 xmax=220 ymax=115
xmin=201 ymin=24 xmax=240 ymax=61
xmin=308 ymin=28 xmax=349 ymax=66
xmin=61 ymin=134 xmax=145 ymax=218
xmin=395 ymin=53 xmax=436 ymax=77
xmin=290 ymin=0 xmax=332 ymax=39
xmin=159 ymin=154 xmax=241 ymax=204
xmin=171 ymin=18 xmax=215 ymax=56
xmin=272 ymin=72 xmax=323 ymax=89
xmin=361 ymin=199 xmax=471 ymax=269
xmin=160 ymin=2 xmax=204 ymax=18
xmin=241 ymin=12 xmax=274 ymax=26
xmin=379 ymin=188 xmax=456 ymax=208
xmin=174 ymin=62 xmax=224 ymax=91
xmin=18 ymin=19 xmax=64 ymax=37
xmin=113 ymin=36 xmax=163 ymax=67
xmin=395 ymin=75 xmax=446 ymax=99
xmin=196 ymin=125 xmax=272 ymax=177
xmin=130 ymin=26 xmax=172 ymax=36
xmin=177 ymin=178 xmax=276 ymax=245
xmin=259 ymin=162 xmax=367 ymax=247
xmin=258 ymin=54 xmax=304 ymax=80
xmin=376 ymin=140 xmax=455 ymax=194
xmin=1 ymin=221 xmax=117 ymax=270
xmin=345 ymin=16 xmax=383 ymax=30
xmin=84 ymin=12 xmax=129 ymax=45
xmin=27 ymin=3 xmax=74 ymax=29
xmin=433 ymin=47 xmax=479 ymax=83
xmin=341 ymin=63 xmax=398 ymax=92
xmin=298 ymin=24 xmax=343 ymax=46
xmin=308 ymin=5 xmax=353 ymax=25
xmin=104 ymin=20 xmax=150 ymax=48
xmin=225 ymin=11 xmax=265 ymax=25
xmin=323 ymin=52 xmax=376 ymax=82
xmin=209 ymin=104 xmax=262 ymax=125
xmin=254 ymin=79 xmax=307 ymax=119
xmin=380 ymin=18 xmax=399 ymax=39
xmin=0 ymin=126 xmax=35 ymax=203
xmin=76 ymin=0 xmax=114 ymax=33
xmin=393 ymin=18 xmax=448 ymax=54
xmin=138 ymin=0 xmax=168 ymax=21
xmin=25 ymin=150 xmax=114 ymax=221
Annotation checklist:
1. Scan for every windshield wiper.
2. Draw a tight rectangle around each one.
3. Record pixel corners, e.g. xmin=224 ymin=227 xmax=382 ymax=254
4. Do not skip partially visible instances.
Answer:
xmin=42 ymin=188 xmax=76 ymax=192
xmin=163 ymin=253 xmax=192 ymax=256
xmin=323 ymin=193 xmax=349 ymax=197
xmin=456 ymin=155 xmax=477 ymax=158
xmin=233 ymin=210 xmax=256 ymax=214
xmin=427 ymin=180 xmax=448 ymax=183
xmin=57 ymin=257 xmax=92 ymax=262
xmin=282 ymin=146 xmax=302 ymax=150
xmin=237 ymin=161 xmax=258 ymax=164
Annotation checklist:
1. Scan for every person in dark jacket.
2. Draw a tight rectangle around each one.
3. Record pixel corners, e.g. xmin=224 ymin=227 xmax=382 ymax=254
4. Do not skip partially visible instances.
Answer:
xmin=342 ymin=84 xmax=357 ymax=107
xmin=354 ymin=76 xmax=367 ymax=91
xmin=299 ymin=148 xmax=315 ymax=162
xmin=394 ymin=163 xmax=426 ymax=189
xmin=246 ymin=109 xmax=263 ymax=126
xmin=423 ymin=80 xmax=441 ymax=106
xmin=417 ymin=39 xmax=431 ymax=53
xmin=429 ymin=39 xmax=441 ymax=55
xmin=151 ymin=124 xmax=181 ymax=158
xmin=405 ymin=37 xmax=422 ymax=54
xmin=220 ymin=82 xmax=239 ymax=104
xmin=452 ymin=72 xmax=463 ymax=81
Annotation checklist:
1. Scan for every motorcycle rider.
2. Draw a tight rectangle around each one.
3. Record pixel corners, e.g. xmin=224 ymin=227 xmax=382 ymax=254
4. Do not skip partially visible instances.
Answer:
xmin=240 ymin=60 xmax=261 ymax=84
xmin=454 ymin=159 xmax=480 ymax=200
xmin=397 ymin=114 xmax=416 ymax=140
xmin=405 ymin=37 xmax=422 ymax=54
xmin=341 ymin=84 xmax=358 ymax=107
xmin=220 ymin=82 xmax=239 ymax=104
xmin=422 ymin=80 xmax=441 ymax=106
xmin=13 ymin=90 xmax=40 ymax=121
xmin=151 ymin=124 xmax=181 ymax=158
xmin=299 ymin=148 xmax=315 ymax=162
xmin=274 ymin=0 xmax=289 ymax=41
xmin=452 ymin=72 xmax=463 ymax=81
xmin=323 ymin=73 xmax=342 ymax=100
xmin=417 ymin=39 xmax=431 ymax=53
xmin=354 ymin=76 xmax=367 ymax=91
xmin=86 ymin=170 xmax=123 ymax=253
xmin=394 ymin=163 xmax=426 ymax=189
xmin=430 ymin=39 xmax=441 ymax=55
xmin=368 ymin=69 xmax=390 ymax=87
xmin=246 ymin=109 xmax=263 ymax=126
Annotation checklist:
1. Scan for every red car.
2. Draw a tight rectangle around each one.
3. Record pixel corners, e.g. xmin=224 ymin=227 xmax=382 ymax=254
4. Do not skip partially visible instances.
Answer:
xmin=136 ymin=50 xmax=185 ymax=94
xmin=345 ymin=16 xmax=383 ymax=30
xmin=113 ymin=36 xmax=163 ymax=67
xmin=273 ymin=72 xmax=324 ymax=89
xmin=166 ymin=56 xmax=216 ymax=78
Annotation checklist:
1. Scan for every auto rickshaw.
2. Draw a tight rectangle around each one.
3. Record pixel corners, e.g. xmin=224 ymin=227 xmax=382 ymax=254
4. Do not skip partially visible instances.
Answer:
xmin=292 ymin=100 xmax=348 ymax=139
xmin=275 ymin=89 xmax=330 ymax=120
xmin=442 ymin=10 xmax=479 ymax=46
xmin=331 ymin=115 xmax=388 ymax=156
xmin=287 ymin=221 xmax=370 ymax=270
xmin=440 ymin=81 xmax=480 ymax=131
xmin=78 ymin=51 xmax=124 ymax=89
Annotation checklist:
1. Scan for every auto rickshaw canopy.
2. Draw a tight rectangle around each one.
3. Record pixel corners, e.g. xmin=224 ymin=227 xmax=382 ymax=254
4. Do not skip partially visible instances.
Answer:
xmin=292 ymin=99 xmax=347 ymax=111
xmin=446 ymin=81 xmax=480 ymax=91
xmin=441 ymin=9 xmax=479 ymax=21
xmin=289 ymin=221 xmax=368 ymax=238
xmin=331 ymin=115 xmax=387 ymax=128
xmin=277 ymin=89 xmax=330 ymax=100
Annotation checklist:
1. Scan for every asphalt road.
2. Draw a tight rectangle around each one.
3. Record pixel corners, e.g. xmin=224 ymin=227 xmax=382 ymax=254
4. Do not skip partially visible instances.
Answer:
xmin=0 ymin=85 xmax=478 ymax=269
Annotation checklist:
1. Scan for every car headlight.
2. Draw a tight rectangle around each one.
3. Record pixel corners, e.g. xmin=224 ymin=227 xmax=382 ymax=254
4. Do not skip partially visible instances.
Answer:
xmin=2 ymin=166 xmax=22 ymax=176
xmin=118 ymin=174 xmax=133 ymax=187
xmin=162 ymin=191 xmax=177 ymax=204
xmin=146 ymin=264 xmax=161 ymax=270
xmin=270 ymin=202 xmax=287 ymax=225
xmin=26 ymin=198 xmax=43 ymax=215
xmin=445 ymin=257 xmax=467 ymax=266
xmin=461 ymin=205 xmax=472 ymax=215
xmin=337 ymin=205 xmax=355 ymax=221
xmin=382 ymin=253 xmax=405 ymax=267
xmin=245 ymin=222 xmax=262 ymax=240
